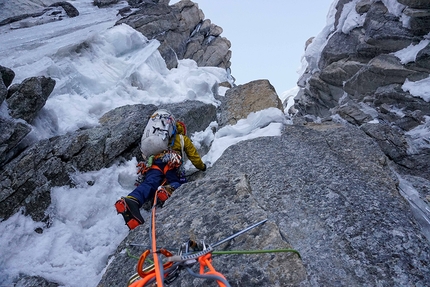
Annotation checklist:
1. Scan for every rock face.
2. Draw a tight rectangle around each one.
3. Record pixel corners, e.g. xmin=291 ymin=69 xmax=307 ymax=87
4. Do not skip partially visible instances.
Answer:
xmin=0 ymin=101 xmax=216 ymax=223
xmin=295 ymin=0 xmax=430 ymax=181
xmin=6 ymin=76 xmax=56 ymax=123
xmin=116 ymin=0 xmax=232 ymax=70
xmin=98 ymin=123 xmax=430 ymax=287
xmin=0 ymin=1 xmax=79 ymax=28
xmin=0 ymin=68 xmax=55 ymax=167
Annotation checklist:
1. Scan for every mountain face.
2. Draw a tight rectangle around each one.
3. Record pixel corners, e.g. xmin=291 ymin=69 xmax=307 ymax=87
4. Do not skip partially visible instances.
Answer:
xmin=116 ymin=0 xmax=232 ymax=70
xmin=295 ymin=0 xmax=430 ymax=182
xmin=1 ymin=0 xmax=430 ymax=286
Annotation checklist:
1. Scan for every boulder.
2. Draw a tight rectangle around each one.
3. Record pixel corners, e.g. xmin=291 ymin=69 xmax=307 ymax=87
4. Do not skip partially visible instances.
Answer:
xmin=6 ymin=76 xmax=56 ymax=123
xmin=50 ymin=2 xmax=79 ymax=17
xmin=0 ymin=65 xmax=15 ymax=104
xmin=218 ymin=80 xmax=283 ymax=127
xmin=93 ymin=0 xmax=119 ymax=8
xmin=373 ymin=84 xmax=430 ymax=115
xmin=294 ymin=87 xmax=331 ymax=119
xmin=361 ymin=122 xmax=409 ymax=163
xmin=319 ymin=29 xmax=364 ymax=70
xmin=0 ymin=65 xmax=15 ymax=88
xmin=334 ymin=102 xmax=374 ymax=125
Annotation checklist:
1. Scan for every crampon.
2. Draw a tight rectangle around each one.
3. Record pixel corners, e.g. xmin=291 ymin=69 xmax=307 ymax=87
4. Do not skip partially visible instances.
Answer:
xmin=115 ymin=197 xmax=145 ymax=230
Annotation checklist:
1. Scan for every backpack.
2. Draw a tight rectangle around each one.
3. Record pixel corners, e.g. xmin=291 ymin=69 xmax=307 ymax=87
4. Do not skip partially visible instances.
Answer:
xmin=140 ymin=109 xmax=176 ymax=159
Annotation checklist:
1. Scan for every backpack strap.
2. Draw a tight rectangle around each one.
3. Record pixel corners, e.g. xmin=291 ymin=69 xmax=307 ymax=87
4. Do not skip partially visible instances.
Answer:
xmin=169 ymin=123 xmax=177 ymax=147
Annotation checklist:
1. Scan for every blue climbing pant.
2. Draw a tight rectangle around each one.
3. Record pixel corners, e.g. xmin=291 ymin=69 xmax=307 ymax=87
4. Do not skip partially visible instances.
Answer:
xmin=128 ymin=160 xmax=181 ymax=207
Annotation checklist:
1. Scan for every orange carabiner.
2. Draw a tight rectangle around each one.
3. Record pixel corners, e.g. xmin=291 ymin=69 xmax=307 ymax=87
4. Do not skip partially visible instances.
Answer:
xmin=198 ymin=253 xmax=228 ymax=287
xmin=137 ymin=249 xmax=174 ymax=278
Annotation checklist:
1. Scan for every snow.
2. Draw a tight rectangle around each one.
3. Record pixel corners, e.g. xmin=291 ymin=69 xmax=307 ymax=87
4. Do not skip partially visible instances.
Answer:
xmin=393 ymin=37 xmax=430 ymax=64
xmin=280 ymin=86 xmax=299 ymax=113
xmin=0 ymin=1 xmax=286 ymax=286
xmin=200 ymin=108 xmax=287 ymax=167
xmin=337 ymin=1 xmax=366 ymax=34
xmin=402 ymin=77 xmax=430 ymax=102
xmin=0 ymin=163 xmax=133 ymax=286
xmin=381 ymin=0 xmax=406 ymax=17
xmin=394 ymin=35 xmax=430 ymax=103
xmin=405 ymin=116 xmax=430 ymax=154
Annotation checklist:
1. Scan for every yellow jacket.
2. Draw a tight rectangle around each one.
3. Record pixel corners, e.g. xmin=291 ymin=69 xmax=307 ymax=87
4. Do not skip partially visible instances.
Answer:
xmin=169 ymin=122 xmax=205 ymax=170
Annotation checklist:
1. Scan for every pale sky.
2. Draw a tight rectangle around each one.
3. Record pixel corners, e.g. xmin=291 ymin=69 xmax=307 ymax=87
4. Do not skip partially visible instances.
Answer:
xmin=172 ymin=0 xmax=335 ymax=94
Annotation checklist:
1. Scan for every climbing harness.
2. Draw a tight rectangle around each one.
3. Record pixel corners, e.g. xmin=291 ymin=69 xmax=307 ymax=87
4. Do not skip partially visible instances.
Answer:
xmin=134 ymin=149 xmax=183 ymax=187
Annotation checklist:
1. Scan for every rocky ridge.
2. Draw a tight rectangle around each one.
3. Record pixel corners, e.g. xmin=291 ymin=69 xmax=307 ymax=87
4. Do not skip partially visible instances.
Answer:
xmin=295 ymin=0 xmax=430 ymax=182
xmin=116 ymin=0 xmax=232 ymax=70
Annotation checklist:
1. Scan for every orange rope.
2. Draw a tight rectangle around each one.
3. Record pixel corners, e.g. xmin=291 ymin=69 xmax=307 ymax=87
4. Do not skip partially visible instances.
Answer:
xmin=151 ymin=189 xmax=164 ymax=287
xmin=198 ymin=253 xmax=228 ymax=287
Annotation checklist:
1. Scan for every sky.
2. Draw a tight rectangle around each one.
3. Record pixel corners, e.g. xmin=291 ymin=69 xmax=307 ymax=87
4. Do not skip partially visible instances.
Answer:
xmin=0 ymin=0 xmax=429 ymax=286
xmin=170 ymin=0 xmax=335 ymax=94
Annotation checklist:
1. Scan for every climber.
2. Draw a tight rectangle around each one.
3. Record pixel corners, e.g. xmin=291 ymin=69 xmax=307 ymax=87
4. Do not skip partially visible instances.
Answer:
xmin=115 ymin=110 xmax=206 ymax=230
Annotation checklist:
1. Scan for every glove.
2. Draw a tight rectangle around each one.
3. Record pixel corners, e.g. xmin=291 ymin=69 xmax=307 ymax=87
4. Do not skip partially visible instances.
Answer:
xmin=201 ymin=163 xmax=207 ymax=171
